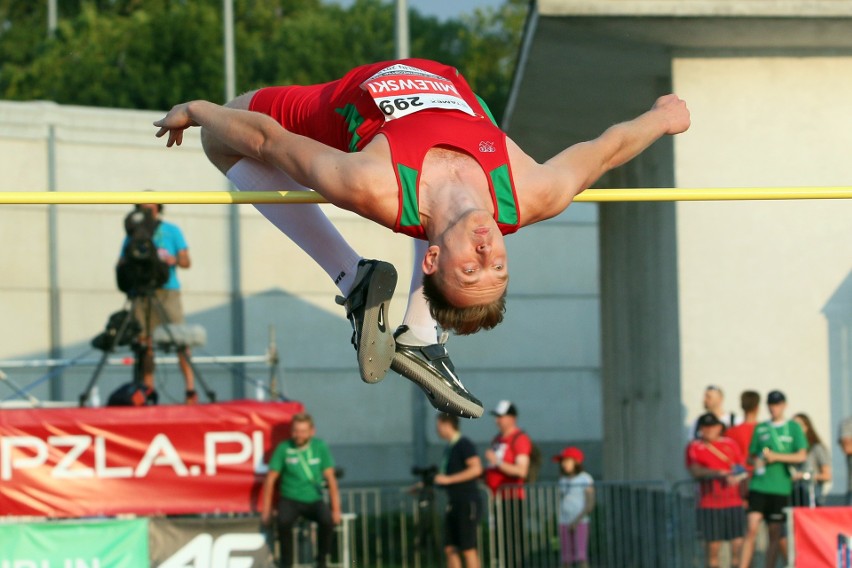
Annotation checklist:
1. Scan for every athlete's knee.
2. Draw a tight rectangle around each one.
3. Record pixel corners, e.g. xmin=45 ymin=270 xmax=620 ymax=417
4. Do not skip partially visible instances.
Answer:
xmin=200 ymin=125 xmax=240 ymax=174
xmin=225 ymin=90 xmax=258 ymax=111
xmin=200 ymin=90 xmax=260 ymax=172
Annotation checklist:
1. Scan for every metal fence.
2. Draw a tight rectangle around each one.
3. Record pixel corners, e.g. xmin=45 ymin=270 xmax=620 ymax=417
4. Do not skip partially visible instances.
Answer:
xmin=287 ymin=479 xmax=783 ymax=568
xmin=840 ymin=533 xmax=852 ymax=568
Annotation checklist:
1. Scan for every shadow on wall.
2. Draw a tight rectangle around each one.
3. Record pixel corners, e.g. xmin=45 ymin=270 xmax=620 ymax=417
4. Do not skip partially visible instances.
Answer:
xmin=0 ymin=288 xmax=355 ymax=406
xmin=824 ymin=269 xmax=852 ymax=499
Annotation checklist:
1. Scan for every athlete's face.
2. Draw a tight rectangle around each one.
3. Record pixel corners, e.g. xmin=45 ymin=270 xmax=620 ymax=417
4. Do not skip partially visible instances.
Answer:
xmin=425 ymin=212 xmax=508 ymax=307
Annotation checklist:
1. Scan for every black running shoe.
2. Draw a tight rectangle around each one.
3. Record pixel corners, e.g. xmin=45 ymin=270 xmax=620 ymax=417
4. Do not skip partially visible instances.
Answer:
xmin=391 ymin=325 xmax=483 ymax=418
xmin=335 ymin=259 xmax=398 ymax=384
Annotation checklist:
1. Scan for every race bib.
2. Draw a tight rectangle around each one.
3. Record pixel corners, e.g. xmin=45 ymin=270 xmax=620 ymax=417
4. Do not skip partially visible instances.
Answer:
xmin=360 ymin=63 xmax=477 ymax=120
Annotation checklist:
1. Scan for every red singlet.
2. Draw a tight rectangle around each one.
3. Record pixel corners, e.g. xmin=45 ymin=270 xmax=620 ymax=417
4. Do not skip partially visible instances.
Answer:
xmin=249 ymin=59 xmax=521 ymax=239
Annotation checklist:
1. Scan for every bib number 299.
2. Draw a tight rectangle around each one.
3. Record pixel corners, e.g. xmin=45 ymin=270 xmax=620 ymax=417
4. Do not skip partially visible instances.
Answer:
xmin=379 ymin=96 xmax=423 ymax=116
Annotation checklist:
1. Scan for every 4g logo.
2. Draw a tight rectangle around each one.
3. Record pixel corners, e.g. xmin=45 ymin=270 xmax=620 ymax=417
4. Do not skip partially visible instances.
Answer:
xmin=158 ymin=533 xmax=270 ymax=568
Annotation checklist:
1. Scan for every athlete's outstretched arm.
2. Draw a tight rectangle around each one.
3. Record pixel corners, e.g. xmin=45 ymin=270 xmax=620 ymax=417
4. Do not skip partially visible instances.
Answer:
xmin=519 ymin=95 xmax=690 ymax=224
xmin=154 ymin=101 xmax=383 ymax=216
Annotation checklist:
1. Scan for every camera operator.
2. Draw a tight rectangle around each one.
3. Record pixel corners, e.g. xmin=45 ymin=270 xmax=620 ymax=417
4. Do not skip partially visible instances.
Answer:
xmin=117 ymin=202 xmax=195 ymax=403
xmin=434 ymin=412 xmax=483 ymax=568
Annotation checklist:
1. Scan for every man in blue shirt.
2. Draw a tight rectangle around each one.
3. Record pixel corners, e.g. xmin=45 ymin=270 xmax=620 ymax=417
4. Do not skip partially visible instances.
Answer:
xmin=119 ymin=202 xmax=196 ymax=403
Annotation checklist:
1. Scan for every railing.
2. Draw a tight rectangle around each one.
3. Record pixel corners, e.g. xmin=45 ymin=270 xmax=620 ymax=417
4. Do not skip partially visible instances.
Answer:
xmin=285 ymin=479 xmax=784 ymax=568
xmin=840 ymin=533 xmax=852 ymax=568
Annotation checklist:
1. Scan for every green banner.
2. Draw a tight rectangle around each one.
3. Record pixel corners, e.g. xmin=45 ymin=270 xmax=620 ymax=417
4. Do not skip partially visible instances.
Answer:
xmin=0 ymin=518 xmax=148 ymax=567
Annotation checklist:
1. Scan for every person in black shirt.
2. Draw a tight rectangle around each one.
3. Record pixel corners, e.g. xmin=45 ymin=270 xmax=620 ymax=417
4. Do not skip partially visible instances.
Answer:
xmin=434 ymin=412 xmax=484 ymax=568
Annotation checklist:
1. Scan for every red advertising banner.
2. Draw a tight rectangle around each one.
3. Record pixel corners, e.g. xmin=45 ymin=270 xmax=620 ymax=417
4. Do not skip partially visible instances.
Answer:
xmin=0 ymin=400 xmax=302 ymax=518
xmin=793 ymin=506 xmax=852 ymax=567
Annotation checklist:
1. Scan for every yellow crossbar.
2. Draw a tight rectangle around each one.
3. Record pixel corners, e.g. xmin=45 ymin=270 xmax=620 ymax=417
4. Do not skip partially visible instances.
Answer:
xmin=0 ymin=187 xmax=851 ymax=204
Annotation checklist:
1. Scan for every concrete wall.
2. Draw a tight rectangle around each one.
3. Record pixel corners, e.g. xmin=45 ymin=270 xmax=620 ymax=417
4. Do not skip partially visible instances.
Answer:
xmin=0 ymin=100 xmax=603 ymax=484
xmin=673 ymin=56 xmax=852 ymax=494
xmin=507 ymin=6 xmax=852 ymax=488
xmin=507 ymin=17 xmax=685 ymax=481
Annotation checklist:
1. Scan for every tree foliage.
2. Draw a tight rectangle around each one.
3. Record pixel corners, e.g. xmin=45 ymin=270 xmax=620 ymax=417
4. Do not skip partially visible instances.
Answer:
xmin=0 ymin=0 xmax=527 ymax=120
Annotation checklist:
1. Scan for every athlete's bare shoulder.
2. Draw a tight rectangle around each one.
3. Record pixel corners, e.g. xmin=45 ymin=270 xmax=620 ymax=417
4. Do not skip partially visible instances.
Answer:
xmin=505 ymin=137 xmax=567 ymax=226
xmin=344 ymin=135 xmax=400 ymax=227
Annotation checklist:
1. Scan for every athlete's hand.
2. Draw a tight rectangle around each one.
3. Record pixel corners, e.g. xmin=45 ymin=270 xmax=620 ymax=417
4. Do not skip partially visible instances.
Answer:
xmin=652 ymin=94 xmax=690 ymax=135
xmin=154 ymin=102 xmax=199 ymax=147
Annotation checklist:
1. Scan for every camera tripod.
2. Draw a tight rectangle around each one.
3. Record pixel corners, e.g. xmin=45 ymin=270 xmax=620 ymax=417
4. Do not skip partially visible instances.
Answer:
xmin=411 ymin=472 xmax=441 ymax=566
xmin=79 ymin=288 xmax=215 ymax=406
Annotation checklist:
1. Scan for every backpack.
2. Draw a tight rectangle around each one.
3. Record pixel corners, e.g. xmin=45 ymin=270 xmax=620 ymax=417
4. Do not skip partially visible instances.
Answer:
xmin=510 ymin=430 xmax=543 ymax=484
xmin=91 ymin=309 xmax=142 ymax=351
xmin=107 ymin=381 xmax=158 ymax=406
xmin=527 ymin=442 xmax=543 ymax=483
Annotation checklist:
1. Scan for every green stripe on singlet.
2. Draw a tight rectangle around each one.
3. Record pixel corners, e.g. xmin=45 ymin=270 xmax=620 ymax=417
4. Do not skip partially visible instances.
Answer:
xmin=398 ymin=164 xmax=420 ymax=228
xmin=334 ymin=104 xmax=365 ymax=152
xmin=490 ymin=164 xmax=518 ymax=225
xmin=475 ymin=94 xmax=498 ymax=126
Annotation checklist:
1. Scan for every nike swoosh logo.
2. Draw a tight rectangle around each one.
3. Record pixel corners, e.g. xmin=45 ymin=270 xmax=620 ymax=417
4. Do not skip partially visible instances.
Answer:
xmin=377 ymin=304 xmax=386 ymax=332
xmin=440 ymin=361 xmax=466 ymax=390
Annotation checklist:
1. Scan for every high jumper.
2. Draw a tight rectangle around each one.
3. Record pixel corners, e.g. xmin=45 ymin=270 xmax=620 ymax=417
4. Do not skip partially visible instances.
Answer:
xmin=154 ymin=58 xmax=690 ymax=417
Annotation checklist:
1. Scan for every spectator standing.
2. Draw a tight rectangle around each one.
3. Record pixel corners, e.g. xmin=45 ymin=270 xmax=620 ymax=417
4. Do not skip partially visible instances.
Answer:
xmin=261 ymin=413 xmax=341 ymax=568
xmin=685 ymin=413 xmax=747 ymax=568
xmin=791 ymin=413 xmax=831 ymax=507
xmin=726 ymin=391 xmax=761 ymax=465
xmin=692 ymin=385 xmax=741 ymax=438
xmin=839 ymin=415 xmax=852 ymax=505
xmin=119 ymin=202 xmax=197 ymax=403
xmin=484 ymin=400 xmax=531 ymax=568
xmin=434 ymin=413 xmax=483 ymax=568
xmin=739 ymin=391 xmax=807 ymax=568
xmin=726 ymin=390 xmax=762 ymax=503
xmin=554 ymin=447 xmax=595 ymax=568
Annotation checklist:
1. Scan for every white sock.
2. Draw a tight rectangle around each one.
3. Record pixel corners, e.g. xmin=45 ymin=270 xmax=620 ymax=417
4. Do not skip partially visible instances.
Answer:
xmin=225 ymin=158 xmax=362 ymax=295
xmin=399 ymin=239 xmax=439 ymax=345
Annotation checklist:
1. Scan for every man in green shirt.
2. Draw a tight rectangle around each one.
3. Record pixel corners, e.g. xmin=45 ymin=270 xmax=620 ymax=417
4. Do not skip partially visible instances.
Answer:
xmin=740 ymin=391 xmax=806 ymax=568
xmin=261 ymin=413 xmax=341 ymax=568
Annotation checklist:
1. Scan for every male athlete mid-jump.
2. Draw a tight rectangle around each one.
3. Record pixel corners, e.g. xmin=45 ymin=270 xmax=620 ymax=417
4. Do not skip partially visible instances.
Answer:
xmin=155 ymin=58 xmax=690 ymax=418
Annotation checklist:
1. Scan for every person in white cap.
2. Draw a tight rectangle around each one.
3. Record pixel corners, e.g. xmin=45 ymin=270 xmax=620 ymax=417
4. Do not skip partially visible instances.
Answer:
xmin=484 ymin=400 xmax=531 ymax=567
